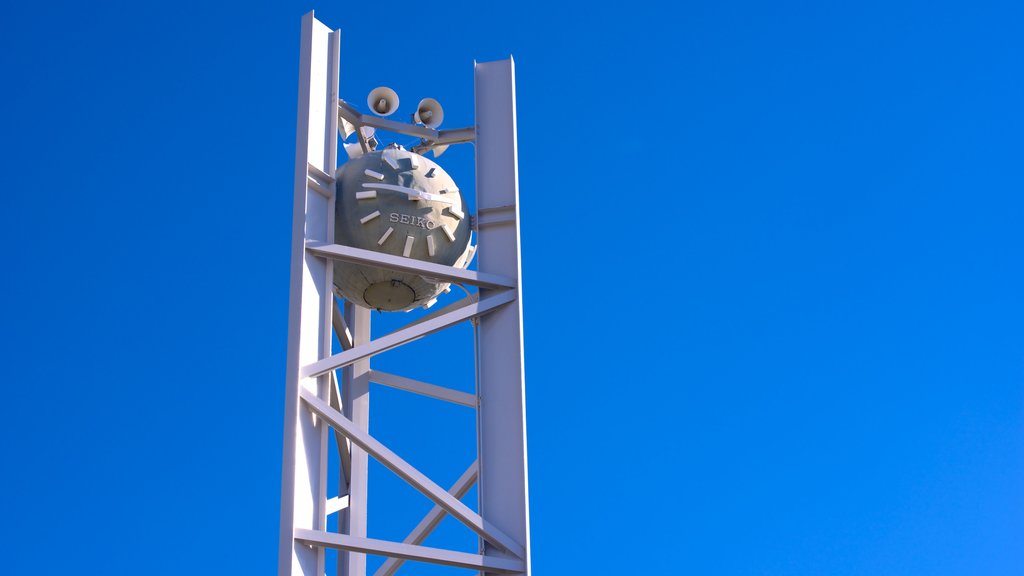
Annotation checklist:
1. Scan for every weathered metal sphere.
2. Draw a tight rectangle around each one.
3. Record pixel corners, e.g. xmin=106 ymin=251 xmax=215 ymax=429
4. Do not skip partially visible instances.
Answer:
xmin=333 ymin=147 xmax=472 ymax=311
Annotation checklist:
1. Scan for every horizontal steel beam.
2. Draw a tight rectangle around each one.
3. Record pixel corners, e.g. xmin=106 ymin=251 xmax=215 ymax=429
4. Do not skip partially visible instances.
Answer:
xmin=432 ymin=127 xmax=476 ymax=145
xmin=325 ymin=495 xmax=349 ymax=516
xmin=369 ymin=370 xmax=477 ymax=408
xmin=306 ymin=242 xmax=516 ymax=290
xmin=375 ymin=461 xmax=479 ymax=576
xmin=294 ymin=529 xmax=524 ymax=574
xmin=338 ymin=100 xmax=439 ymax=140
xmin=337 ymin=99 xmax=477 ymax=149
xmin=301 ymin=290 xmax=515 ymax=379
xmin=476 ymin=209 xmax=516 ymax=228
xmin=306 ymin=177 xmax=333 ymax=199
xmin=298 ymin=388 xmax=526 ymax=558
xmin=359 ymin=115 xmax=438 ymax=140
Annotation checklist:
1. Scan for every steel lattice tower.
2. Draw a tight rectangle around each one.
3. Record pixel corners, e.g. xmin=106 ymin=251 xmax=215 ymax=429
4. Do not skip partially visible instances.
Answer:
xmin=278 ymin=12 xmax=530 ymax=576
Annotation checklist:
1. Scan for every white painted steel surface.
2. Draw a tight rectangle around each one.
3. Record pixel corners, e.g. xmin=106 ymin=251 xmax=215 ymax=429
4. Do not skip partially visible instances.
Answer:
xmin=369 ymin=370 xmax=478 ymax=408
xmin=475 ymin=58 xmax=531 ymax=576
xmin=279 ymin=12 xmax=339 ymax=576
xmin=326 ymin=495 xmax=350 ymax=515
xmin=331 ymin=303 xmax=354 ymax=350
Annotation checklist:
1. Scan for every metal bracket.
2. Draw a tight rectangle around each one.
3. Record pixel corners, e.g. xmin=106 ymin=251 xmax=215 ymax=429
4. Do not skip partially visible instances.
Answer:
xmin=339 ymin=98 xmax=476 ymax=153
xmin=307 ymin=162 xmax=335 ymax=199
xmin=476 ymin=204 xmax=517 ymax=228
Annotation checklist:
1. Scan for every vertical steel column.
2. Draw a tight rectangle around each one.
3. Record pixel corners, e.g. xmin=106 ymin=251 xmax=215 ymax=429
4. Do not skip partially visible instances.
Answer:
xmin=280 ymin=12 xmax=339 ymax=576
xmin=341 ymin=302 xmax=371 ymax=576
xmin=474 ymin=59 xmax=531 ymax=576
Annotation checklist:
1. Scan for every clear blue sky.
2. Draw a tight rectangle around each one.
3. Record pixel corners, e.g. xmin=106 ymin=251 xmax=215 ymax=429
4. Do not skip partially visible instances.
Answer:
xmin=1 ymin=1 xmax=1021 ymax=574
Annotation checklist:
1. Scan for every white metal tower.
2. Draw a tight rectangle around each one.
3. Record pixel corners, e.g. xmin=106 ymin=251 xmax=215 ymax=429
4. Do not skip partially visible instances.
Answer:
xmin=278 ymin=12 xmax=530 ymax=576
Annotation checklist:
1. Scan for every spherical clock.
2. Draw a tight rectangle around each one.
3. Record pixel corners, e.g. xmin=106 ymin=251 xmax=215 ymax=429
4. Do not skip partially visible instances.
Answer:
xmin=333 ymin=145 xmax=473 ymax=312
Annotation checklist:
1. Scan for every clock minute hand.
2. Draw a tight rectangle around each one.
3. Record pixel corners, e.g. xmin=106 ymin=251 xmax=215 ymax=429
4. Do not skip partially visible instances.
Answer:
xmin=413 ymin=190 xmax=455 ymax=204
xmin=361 ymin=183 xmax=455 ymax=205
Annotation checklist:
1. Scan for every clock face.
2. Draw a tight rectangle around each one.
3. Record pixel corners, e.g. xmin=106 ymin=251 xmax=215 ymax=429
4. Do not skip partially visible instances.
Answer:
xmin=333 ymin=146 xmax=472 ymax=311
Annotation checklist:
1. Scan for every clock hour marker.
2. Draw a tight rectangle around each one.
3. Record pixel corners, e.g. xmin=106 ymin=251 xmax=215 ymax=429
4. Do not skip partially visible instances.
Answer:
xmin=425 ymin=168 xmax=436 ymax=178
xmin=355 ymin=191 xmax=377 ymax=200
xmin=377 ymin=226 xmax=394 ymax=245
xmin=360 ymin=210 xmax=381 ymax=224
xmin=403 ymin=235 xmax=415 ymax=257
xmin=426 ymin=235 xmax=436 ymax=257
xmin=384 ymin=154 xmax=400 ymax=170
xmin=440 ymin=224 xmax=455 ymax=242
xmin=445 ymin=206 xmax=464 ymax=220
xmin=409 ymin=156 xmax=420 ymax=170
xmin=364 ymin=169 xmax=385 ymax=181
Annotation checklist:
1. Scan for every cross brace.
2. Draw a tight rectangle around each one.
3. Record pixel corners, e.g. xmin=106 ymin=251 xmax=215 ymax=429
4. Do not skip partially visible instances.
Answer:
xmin=337 ymin=99 xmax=476 ymax=147
xmin=375 ymin=461 xmax=480 ymax=576
xmin=298 ymin=387 xmax=526 ymax=558
xmin=302 ymin=289 xmax=515 ymax=379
